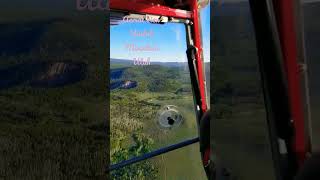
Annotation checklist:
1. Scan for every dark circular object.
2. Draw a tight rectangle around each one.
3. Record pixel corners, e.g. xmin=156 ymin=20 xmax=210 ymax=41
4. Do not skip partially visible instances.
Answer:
xmin=156 ymin=105 xmax=183 ymax=129
xmin=167 ymin=117 xmax=175 ymax=125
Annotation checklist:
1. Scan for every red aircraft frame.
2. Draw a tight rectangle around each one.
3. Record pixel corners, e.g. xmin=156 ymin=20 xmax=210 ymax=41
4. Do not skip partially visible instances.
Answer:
xmin=110 ymin=0 xmax=208 ymax=113
xmin=273 ymin=0 xmax=308 ymax=167
xmin=109 ymin=0 xmax=210 ymax=174
xmin=110 ymin=0 xmax=312 ymax=179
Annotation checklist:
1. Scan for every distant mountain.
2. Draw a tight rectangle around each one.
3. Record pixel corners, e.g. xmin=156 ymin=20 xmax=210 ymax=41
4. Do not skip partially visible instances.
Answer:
xmin=110 ymin=59 xmax=211 ymax=94
xmin=111 ymin=58 xmax=187 ymax=68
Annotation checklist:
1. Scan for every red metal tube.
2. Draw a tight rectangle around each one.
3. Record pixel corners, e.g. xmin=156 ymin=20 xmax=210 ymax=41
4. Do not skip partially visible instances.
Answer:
xmin=189 ymin=0 xmax=208 ymax=112
xmin=110 ymin=0 xmax=192 ymax=19
xmin=273 ymin=0 xmax=306 ymax=166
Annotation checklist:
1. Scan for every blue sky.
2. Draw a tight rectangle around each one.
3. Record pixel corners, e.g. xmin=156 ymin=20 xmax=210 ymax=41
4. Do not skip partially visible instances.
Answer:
xmin=110 ymin=5 xmax=210 ymax=62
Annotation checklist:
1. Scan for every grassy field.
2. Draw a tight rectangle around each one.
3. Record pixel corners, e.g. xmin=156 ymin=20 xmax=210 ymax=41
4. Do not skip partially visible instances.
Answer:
xmin=110 ymin=62 xmax=206 ymax=179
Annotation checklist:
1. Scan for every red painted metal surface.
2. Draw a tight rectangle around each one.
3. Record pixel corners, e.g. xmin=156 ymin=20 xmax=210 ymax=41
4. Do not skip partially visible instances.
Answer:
xmin=189 ymin=0 xmax=208 ymax=112
xmin=110 ymin=0 xmax=192 ymax=19
xmin=273 ymin=0 xmax=306 ymax=166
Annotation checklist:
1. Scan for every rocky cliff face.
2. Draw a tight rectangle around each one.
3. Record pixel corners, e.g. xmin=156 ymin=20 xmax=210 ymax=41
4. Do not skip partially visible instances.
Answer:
xmin=32 ymin=62 xmax=87 ymax=87
xmin=110 ymin=80 xmax=137 ymax=90
xmin=0 ymin=61 xmax=87 ymax=89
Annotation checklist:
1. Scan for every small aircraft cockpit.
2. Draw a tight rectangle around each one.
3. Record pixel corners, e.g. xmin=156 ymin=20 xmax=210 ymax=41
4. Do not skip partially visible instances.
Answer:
xmin=110 ymin=0 xmax=320 ymax=179
xmin=109 ymin=0 xmax=211 ymax=179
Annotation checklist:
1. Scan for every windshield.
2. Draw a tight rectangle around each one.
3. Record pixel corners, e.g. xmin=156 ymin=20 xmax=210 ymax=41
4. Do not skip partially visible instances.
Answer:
xmin=212 ymin=1 xmax=277 ymax=180
xmin=300 ymin=0 xmax=320 ymax=152
xmin=110 ymin=16 xmax=206 ymax=179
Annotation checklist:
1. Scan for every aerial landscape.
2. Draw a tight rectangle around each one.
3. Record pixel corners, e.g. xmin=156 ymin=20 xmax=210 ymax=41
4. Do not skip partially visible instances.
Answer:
xmin=110 ymin=4 xmax=210 ymax=178
xmin=2 ymin=0 xmax=320 ymax=179
xmin=110 ymin=58 xmax=209 ymax=179
xmin=0 ymin=2 xmax=107 ymax=179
